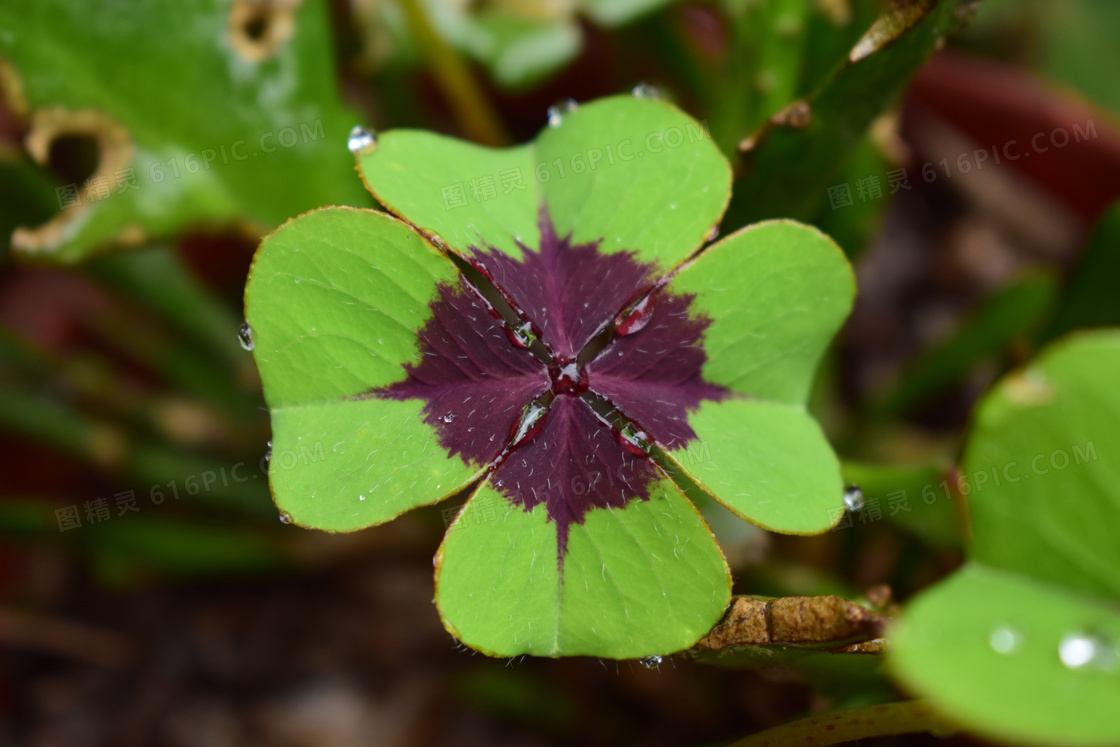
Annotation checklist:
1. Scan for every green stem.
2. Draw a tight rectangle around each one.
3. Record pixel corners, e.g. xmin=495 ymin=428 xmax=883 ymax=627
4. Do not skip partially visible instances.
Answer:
xmin=398 ymin=0 xmax=508 ymax=146
xmin=726 ymin=700 xmax=955 ymax=747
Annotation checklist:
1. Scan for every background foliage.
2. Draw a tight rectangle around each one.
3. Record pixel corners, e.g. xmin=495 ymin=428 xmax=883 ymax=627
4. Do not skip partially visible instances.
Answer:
xmin=1 ymin=0 xmax=1118 ymax=744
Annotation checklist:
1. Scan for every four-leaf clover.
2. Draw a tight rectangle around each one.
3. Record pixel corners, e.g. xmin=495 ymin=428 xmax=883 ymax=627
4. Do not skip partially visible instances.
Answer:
xmin=244 ymin=95 xmax=855 ymax=658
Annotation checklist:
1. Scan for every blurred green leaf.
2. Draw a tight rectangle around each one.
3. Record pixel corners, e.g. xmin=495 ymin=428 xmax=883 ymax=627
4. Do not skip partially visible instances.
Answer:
xmin=584 ymin=0 xmax=678 ymax=27
xmin=808 ymin=134 xmax=892 ymax=258
xmin=889 ymin=331 xmax=1120 ymax=746
xmin=724 ymin=0 xmax=976 ymax=228
xmin=0 ymin=375 xmax=272 ymax=517
xmin=1040 ymin=0 xmax=1120 ymax=113
xmin=358 ymin=0 xmax=676 ymax=90
xmin=0 ymin=0 xmax=369 ymax=263
xmin=0 ymin=498 xmax=57 ymax=537
xmin=0 ymin=154 xmax=58 ymax=261
xmin=965 ymin=0 xmax=1120 ymax=113
xmin=86 ymin=516 xmax=288 ymax=582
xmin=472 ymin=14 xmax=581 ymax=88
xmin=88 ymin=245 xmax=251 ymax=375
xmin=1043 ymin=201 xmax=1120 ymax=341
xmin=0 ymin=496 xmax=285 ymax=582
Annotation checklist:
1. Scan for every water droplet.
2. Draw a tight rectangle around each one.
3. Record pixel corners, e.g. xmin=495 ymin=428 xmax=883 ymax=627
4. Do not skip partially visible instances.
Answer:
xmin=1059 ymin=632 xmax=1098 ymax=669
xmin=631 ymin=82 xmax=661 ymax=99
xmin=347 ymin=125 xmax=378 ymax=154
xmin=617 ymin=424 xmax=650 ymax=455
xmin=507 ymin=321 xmax=536 ymax=349
xmin=443 ymin=412 xmax=454 ymax=424
xmin=237 ymin=322 xmax=254 ymax=351
xmin=639 ymin=655 xmax=662 ymax=669
xmin=359 ymin=494 xmax=366 ymax=501
xmin=615 ymin=292 xmax=656 ymax=336
xmin=279 ymin=512 xmax=292 ymax=524
xmin=549 ymin=358 xmax=588 ymax=396
xmin=706 ymin=226 xmax=719 ymax=243
xmin=1059 ymin=631 xmax=1117 ymax=670
xmin=264 ymin=440 xmax=272 ymax=463
xmin=546 ymin=98 xmax=578 ymax=127
xmin=989 ymin=624 xmax=1022 ymax=655
xmin=843 ymin=485 xmax=864 ymax=511
xmin=510 ymin=402 xmax=548 ymax=447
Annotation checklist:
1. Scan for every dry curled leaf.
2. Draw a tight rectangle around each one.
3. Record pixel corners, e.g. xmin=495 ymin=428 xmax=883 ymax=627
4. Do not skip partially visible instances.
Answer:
xmin=693 ymin=595 xmax=887 ymax=651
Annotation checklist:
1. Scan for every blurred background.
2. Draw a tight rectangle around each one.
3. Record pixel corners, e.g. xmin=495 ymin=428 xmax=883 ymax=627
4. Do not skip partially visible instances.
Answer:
xmin=0 ymin=0 xmax=1118 ymax=745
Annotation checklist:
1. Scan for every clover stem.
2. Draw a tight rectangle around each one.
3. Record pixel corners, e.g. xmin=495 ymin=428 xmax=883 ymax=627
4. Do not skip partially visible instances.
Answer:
xmin=398 ymin=0 xmax=509 ymax=147
xmin=724 ymin=700 xmax=956 ymax=747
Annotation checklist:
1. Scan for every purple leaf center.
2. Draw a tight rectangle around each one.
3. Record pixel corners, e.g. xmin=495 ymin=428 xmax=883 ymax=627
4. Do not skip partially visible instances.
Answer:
xmin=376 ymin=209 xmax=728 ymax=555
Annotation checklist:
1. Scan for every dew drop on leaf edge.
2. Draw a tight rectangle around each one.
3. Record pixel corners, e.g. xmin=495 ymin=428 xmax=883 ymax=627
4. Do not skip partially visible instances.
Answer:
xmin=843 ymin=485 xmax=864 ymax=511
xmin=639 ymin=655 xmax=662 ymax=669
xmin=347 ymin=125 xmax=378 ymax=154
xmin=508 ymin=321 xmax=535 ymax=349
xmin=988 ymin=624 xmax=1022 ymax=655
xmin=1058 ymin=631 xmax=1117 ymax=670
xmin=616 ymin=424 xmax=650 ymax=455
xmin=631 ymin=82 xmax=661 ymax=99
xmin=546 ymin=98 xmax=578 ymax=128
xmin=237 ymin=321 xmax=254 ymax=351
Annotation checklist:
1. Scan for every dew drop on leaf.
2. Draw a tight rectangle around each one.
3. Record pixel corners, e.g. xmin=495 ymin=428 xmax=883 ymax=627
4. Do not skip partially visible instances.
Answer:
xmin=347 ymin=125 xmax=378 ymax=154
xmin=1058 ymin=632 xmax=1116 ymax=670
xmin=614 ymin=293 xmax=656 ymax=336
xmin=988 ymin=624 xmax=1022 ymax=655
xmin=616 ymin=424 xmax=650 ymax=455
xmin=237 ymin=321 xmax=254 ymax=351
xmin=546 ymin=98 xmax=578 ymax=128
xmin=510 ymin=401 xmax=548 ymax=447
xmin=264 ymin=440 xmax=272 ymax=464
xmin=706 ymin=226 xmax=719 ymax=243
xmin=843 ymin=485 xmax=864 ymax=511
xmin=506 ymin=321 xmax=535 ymax=349
xmin=443 ymin=412 xmax=454 ymax=423
xmin=631 ymin=82 xmax=661 ymax=99
xmin=279 ymin=512 xmax=292 ymax=524
xmin=639 ymin=655 xmax=662 ymax=669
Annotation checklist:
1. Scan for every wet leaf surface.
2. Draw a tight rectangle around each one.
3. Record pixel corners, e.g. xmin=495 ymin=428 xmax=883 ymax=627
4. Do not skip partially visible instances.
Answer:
xmin=889 ymin=331 xmax=1120 ymax=746
xmin=0 ymin=0 xmax=369 ymax=262
xmin=245 ymin=95 xmax=856 ymax=657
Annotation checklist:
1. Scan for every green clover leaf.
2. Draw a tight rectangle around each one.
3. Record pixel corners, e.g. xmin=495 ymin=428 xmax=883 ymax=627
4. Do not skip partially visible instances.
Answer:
xmin=244 ymin=94 xmax=855 ymax=658
xmin=889 ymin=331 xmax=1120 ymax=746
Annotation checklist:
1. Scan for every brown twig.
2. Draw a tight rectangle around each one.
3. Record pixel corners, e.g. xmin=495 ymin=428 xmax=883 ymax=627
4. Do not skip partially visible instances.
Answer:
xmin=0 ymin=607 xmax=137 ymax=668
